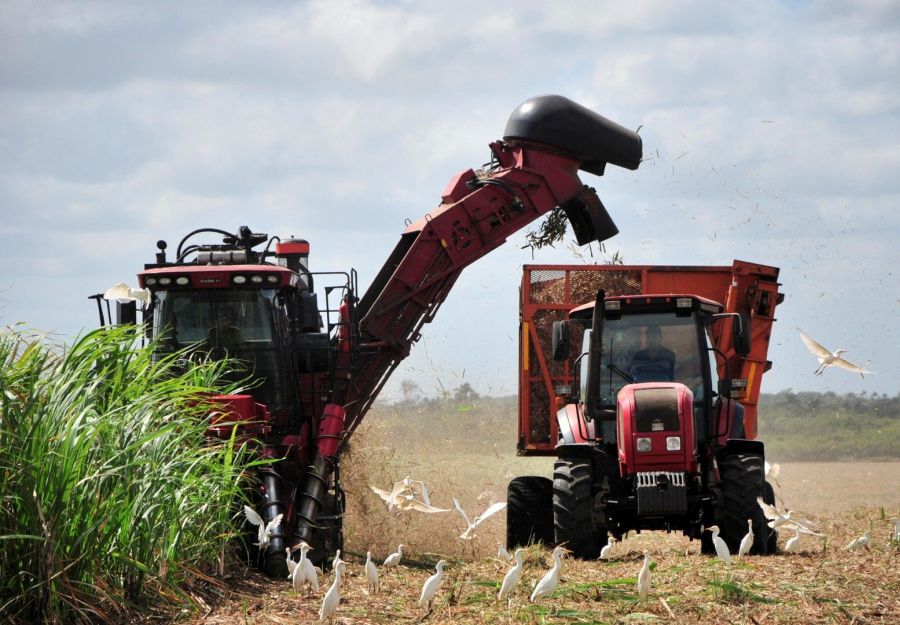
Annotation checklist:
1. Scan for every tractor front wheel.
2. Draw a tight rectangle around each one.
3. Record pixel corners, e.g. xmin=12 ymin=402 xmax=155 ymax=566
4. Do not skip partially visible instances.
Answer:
xmin=553 ymin=455 xmax=605 ymax=559
xmin=507 ymin=476 xmax=554 ymax=548
xmin=703 ymin=452 xmax=777 ymax=555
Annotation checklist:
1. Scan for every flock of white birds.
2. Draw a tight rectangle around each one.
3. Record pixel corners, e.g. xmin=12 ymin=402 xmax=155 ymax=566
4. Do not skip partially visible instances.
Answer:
xmin=243 ymin=470 xmax=899 ymax=622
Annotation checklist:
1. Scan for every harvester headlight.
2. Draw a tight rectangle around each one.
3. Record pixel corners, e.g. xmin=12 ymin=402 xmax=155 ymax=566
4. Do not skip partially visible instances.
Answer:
xmin=158 ymin=277 xmax=172 ymax=286
xmin=676 ymin=298 xmax=693 ymax=309
xmin=233 ymin=275 xmax=247 ymax=285
xmin=604 ymin=300 xmax=621 ymax=311
xmin=145 ymin=277 xmax=158 ymax=286
xmin=266 ymin=275 xmax=279 ymax=284
xmin=636 ymin=437 xmax=652 ymax=452
xmin=666 ymin=436 xmax=682 ymax=451
xmin=175 ymin=276 xmax=190 ymax=286
xmin=250 ymin=275 xmax=264 ymax=284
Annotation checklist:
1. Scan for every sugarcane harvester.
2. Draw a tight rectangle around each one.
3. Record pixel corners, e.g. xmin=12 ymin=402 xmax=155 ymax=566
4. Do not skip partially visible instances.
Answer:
xmin=93 ymin=96 xmax=643 ymax=576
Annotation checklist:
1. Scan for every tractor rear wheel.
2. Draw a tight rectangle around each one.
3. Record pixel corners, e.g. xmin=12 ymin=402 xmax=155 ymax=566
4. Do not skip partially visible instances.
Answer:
xmin=553 ymin=456 xmax=604 ymax=559
xmin=507 ymin=476 xmax=554 ymax=548
xmin=703 ymin=452 xmax=777 ymax=555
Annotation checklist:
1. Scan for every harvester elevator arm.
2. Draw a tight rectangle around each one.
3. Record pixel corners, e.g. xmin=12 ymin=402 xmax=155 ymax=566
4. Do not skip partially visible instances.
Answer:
xmin=336 ymin=95 xmax=643 ymax=440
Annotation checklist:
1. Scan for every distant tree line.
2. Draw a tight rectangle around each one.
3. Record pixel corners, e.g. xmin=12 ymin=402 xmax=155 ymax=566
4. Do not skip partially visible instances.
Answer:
xmin=384 ymin=383 xmax=899 ymax=461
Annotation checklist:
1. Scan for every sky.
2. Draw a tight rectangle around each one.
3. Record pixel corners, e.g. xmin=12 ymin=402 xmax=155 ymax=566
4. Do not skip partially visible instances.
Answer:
xmin=1 ymin=0 xmax=898 ymax=401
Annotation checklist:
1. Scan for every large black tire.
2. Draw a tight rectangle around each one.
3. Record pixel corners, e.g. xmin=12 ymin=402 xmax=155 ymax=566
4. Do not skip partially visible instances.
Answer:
xmin=553 ymin=456 xmax=605 ymax=559
xmin=507 ymin=476 xmax=554 ymax=548
xmin=703 ymin=452 xmax=777 ymax=555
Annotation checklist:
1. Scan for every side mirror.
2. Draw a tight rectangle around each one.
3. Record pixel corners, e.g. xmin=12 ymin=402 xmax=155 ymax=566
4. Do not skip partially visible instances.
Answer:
xmin=551 ymin=320 xmax=570 ymax=361
xmin=717 ymin=378 xmax=732 ymax=398
xmin=733 ymin=314 xmax=751 ymax=356
xmin=116 ymin=301 xmax=137 ymax=326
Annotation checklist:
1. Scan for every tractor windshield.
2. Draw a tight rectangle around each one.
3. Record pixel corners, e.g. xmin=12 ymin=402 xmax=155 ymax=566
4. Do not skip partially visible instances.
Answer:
xmin=152 ymin=288 xmax=276 ymax=354
xmin=151 ymin=288 xmax=298 ymax=417
xmin=596 ymin=313 xmax=706 ymax=408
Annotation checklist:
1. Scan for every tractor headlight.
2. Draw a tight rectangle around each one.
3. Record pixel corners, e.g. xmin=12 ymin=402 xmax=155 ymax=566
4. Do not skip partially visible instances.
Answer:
xmin=666 ymin=436 xmax=682 ymax=451
xmin=636 ymin=437 xmax=652 ymax=452
xmin=145 ymin=277 xmax=158 ymax=286
xmin=158 ymin=277 xmax=172 ymax=286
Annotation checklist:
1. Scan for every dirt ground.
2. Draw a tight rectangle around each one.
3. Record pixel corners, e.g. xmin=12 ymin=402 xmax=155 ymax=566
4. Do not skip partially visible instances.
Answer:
xmin=173 ymin=461 xmax=899 ymax=625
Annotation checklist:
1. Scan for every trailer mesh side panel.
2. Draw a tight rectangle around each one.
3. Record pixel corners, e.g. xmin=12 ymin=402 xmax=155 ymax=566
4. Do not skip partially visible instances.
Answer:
xmin=521 ymin=267 xmax=643 ymax=452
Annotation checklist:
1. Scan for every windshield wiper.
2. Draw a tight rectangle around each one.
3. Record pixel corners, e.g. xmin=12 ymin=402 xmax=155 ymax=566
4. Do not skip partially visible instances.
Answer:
xmin=606 ymin=363 xmax=634 ymax=384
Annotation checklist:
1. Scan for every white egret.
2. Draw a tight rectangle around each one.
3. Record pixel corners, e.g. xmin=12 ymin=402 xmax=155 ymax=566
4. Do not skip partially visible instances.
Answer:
xmin=705 ymin=525 xmax=732 ymax=564
xmin=498 ymin=548 xmax=525 ymax=601
xmin=365 ymin=551 xmax=379 ymax=594
xmin=418 ymin=560 xmax=448 ymax=611
xmin=599 ymin=537 xmax=616 ymax=560
xmin=332 ymin=549 xmax=342 ymax=572
xmin=799 ymin=330 xmax=875 ymax=378
xmin=103 ymin=282 xmax=151 ymax=305
xmin=453 ymin=498 xmax=507 ymax=540
xmin=297 ymin=543 xmax=319 ymax=592
xmin=370 ymin=484 xmax=449 ymax=513
xmin=285 ymin=547 xmax=297 ymax=577
xmin=291 ymin=548 xmax=306 ymax=593
xmin=243 ymin=506 xmax=283 ymax=550
xmin=497 ymin=542 xmax=512 ymax=562
xmin=530 ymin=546 xmax=566 ymax=602
xmin=784 ymin=529 xmax=802 ymax=552
xmin=737 ymin=519 xmax=754 ymax=558
xmin=757 ymin=497 xmax=821 ymax=535
xmin=846 ymin=531 xmax=871 ymax=550
xmin=637 ymin=551 xmax=651 ymax=601
xmin=892 ymin=517 xmax=900 ymax=542
xmin=318 ymin=560 xmax=346 ymax=622
xmin=383 ymin=544 xmax=404 ymax=568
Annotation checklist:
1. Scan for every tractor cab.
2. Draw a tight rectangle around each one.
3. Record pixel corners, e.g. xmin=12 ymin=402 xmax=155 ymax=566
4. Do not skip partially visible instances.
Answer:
xmin=557 ymin=293 xmax=749 ymax=470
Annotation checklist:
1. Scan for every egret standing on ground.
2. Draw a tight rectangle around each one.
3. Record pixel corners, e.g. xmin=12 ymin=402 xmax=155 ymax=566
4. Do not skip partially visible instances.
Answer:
xmin=365 ymin=551 xmax=379 ymax=594
xmin=705 ymin=525 xmax=732 ymax=564
xmin=846 ymin=531 xmax=871 ymax=550
xmin=530 ymin=546 xmax=566 ymax=602
xmin=799 ymin=330 xmax=875 ymax=378
xmin=418 ymin=560 xmax=448 ymax=612
xmin=383 ymin=544 xmax=404 ymax=568
xmin=497 ymin=542 xmax=512 ymax=562
xmin=599 ymin=537 xmax=616 ymax=560
xmin=891 ymin=517 xmax=900 ymax=542
xmin=319 ymin=560 xmax=346 ymax=622
xmin=738 ymin=519 xmax=754 ymax=558
xmin=637 ymin=551 xmax=651 ymax=601
xmin=293 ymin=543 xmax=318 ymax=593
xmin=784 ymin=529 xmax=802 ymax=552
xmin=498 ymin=548 xmax=525 ymax=602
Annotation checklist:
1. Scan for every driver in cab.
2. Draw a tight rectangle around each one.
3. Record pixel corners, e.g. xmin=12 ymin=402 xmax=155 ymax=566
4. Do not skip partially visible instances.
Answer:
xmin=206 ymin=311 xmax=244 ymax=355
xmin=628 ymin=325 xmax=675 ymax=382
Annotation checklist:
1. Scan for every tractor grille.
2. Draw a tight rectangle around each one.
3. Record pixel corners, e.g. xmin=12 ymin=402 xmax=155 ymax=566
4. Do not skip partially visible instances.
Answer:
xmin=635 ymin=471 xmax=688 ymax=515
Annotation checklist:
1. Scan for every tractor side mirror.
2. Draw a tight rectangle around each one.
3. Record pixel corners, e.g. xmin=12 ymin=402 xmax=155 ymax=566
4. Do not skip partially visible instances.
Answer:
xmin=551 ymin=320 xmax=570 ymax=361
xmin=116 ymin=300 xmax=137 ymax=326
xmin=733 ymin=313 xmax=751 ymax=356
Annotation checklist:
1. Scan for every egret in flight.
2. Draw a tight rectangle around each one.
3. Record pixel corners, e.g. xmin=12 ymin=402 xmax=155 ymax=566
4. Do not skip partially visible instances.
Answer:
xmin=757 ymin=498 xmax=822 ymax=535
xmin=453 ymin=498 xmax=507 ymax=540
xmin=799 ymin=330 xmax=875 ymax=378
xmin=243 ymin=506 xmax=282 ymax=550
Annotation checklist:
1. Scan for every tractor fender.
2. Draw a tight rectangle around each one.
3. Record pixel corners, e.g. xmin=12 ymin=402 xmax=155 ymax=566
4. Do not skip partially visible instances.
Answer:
xmin=556 ymin=404 xmax=595 ymax=446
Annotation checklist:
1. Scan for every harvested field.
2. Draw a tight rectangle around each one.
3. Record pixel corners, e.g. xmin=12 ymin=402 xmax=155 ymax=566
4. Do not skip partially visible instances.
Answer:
xmin=175 ymin=403 xmax=900 ymax=625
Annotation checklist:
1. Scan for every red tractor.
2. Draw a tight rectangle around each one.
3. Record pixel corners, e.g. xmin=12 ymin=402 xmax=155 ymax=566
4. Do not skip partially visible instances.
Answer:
xmin=508 ymin=262 xmax=784 ymax=557
xmin=92 ymin=95 xmax=643 ymax=575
